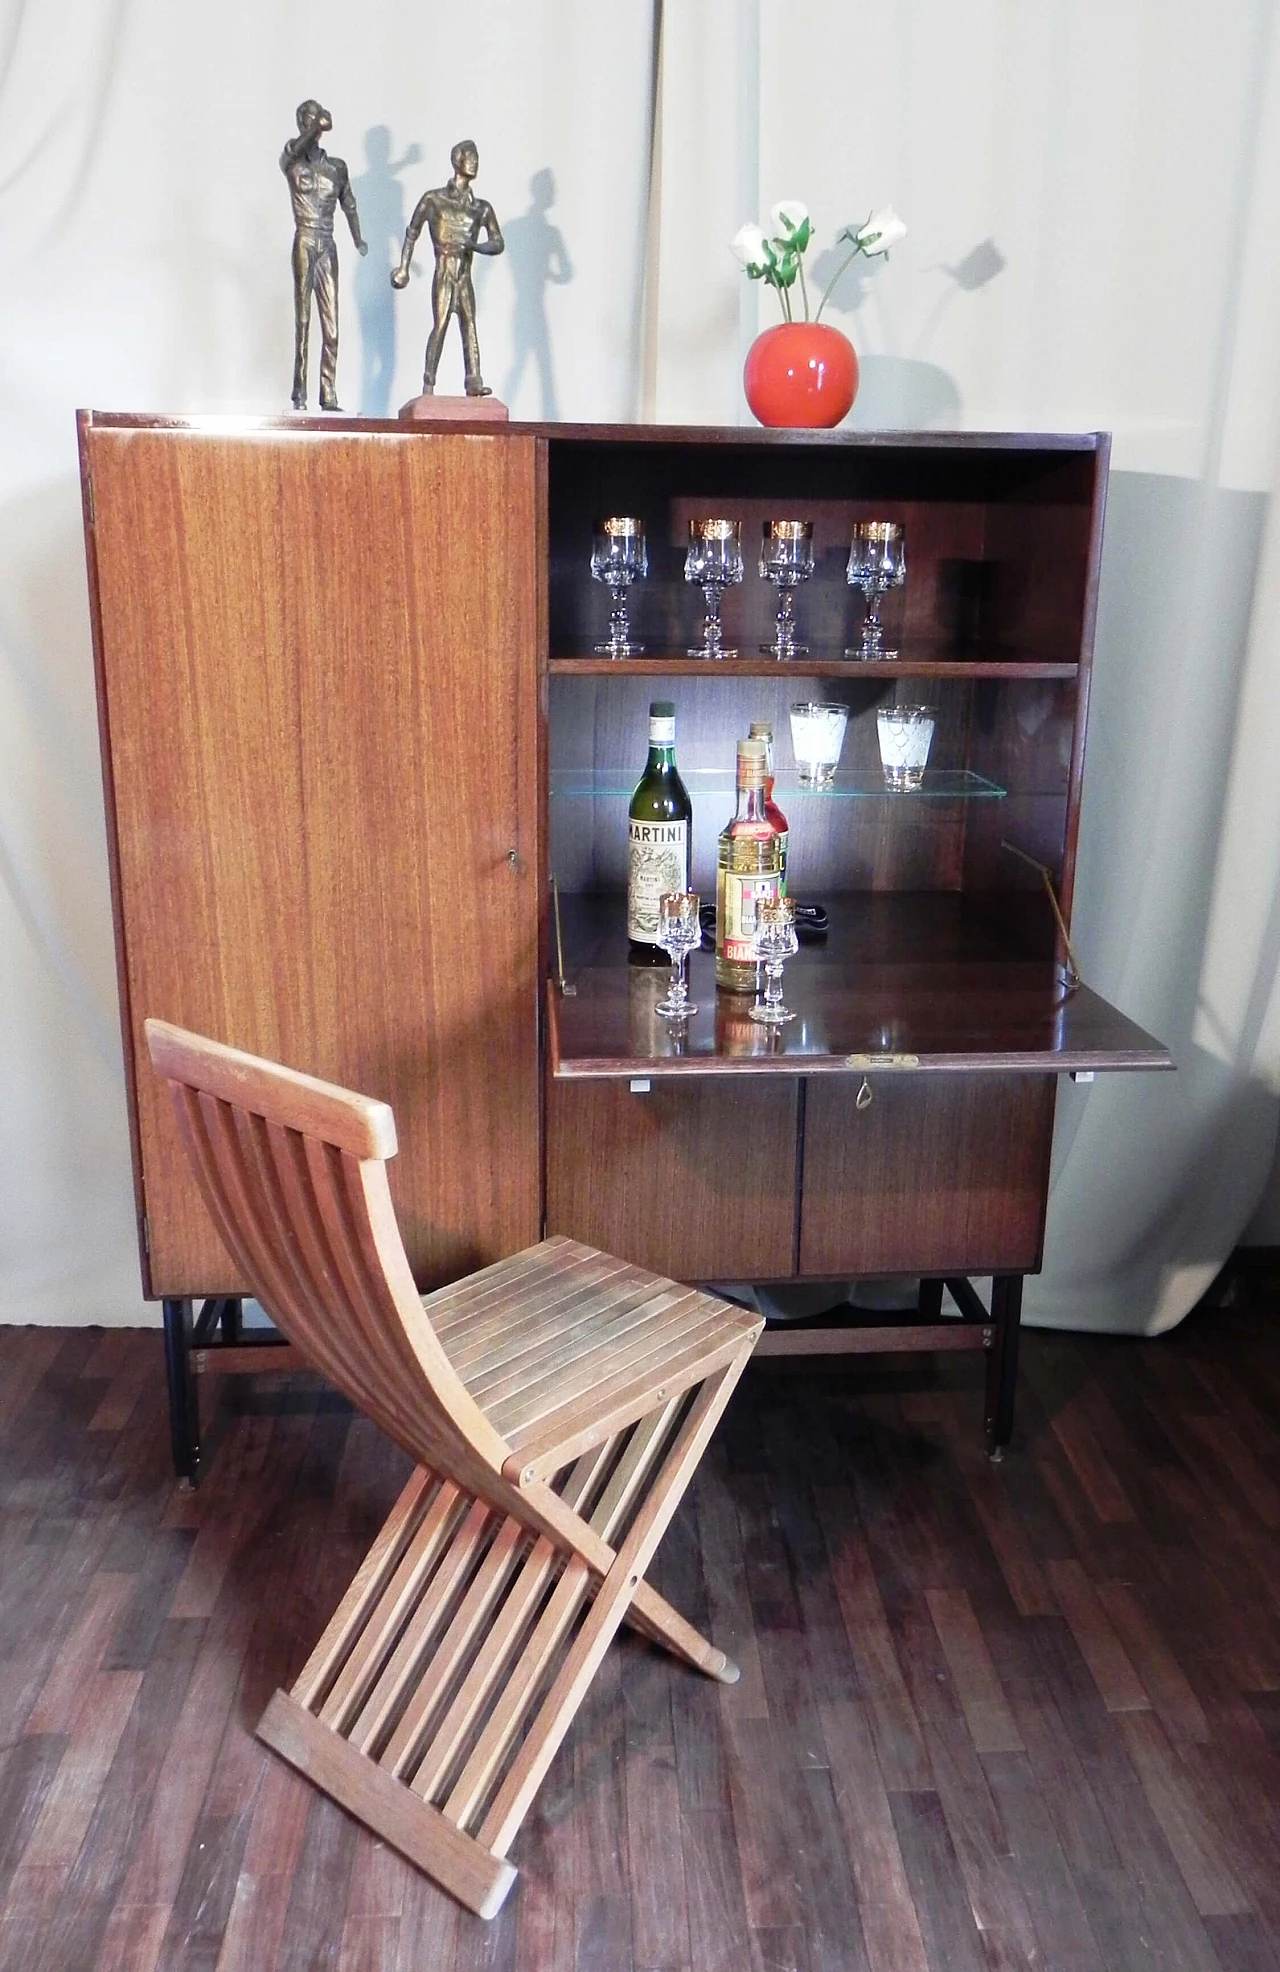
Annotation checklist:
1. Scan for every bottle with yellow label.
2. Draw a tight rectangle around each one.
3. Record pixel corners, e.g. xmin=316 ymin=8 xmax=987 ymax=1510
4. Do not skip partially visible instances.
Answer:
xmin=716 ymin=737 xmax=784 ymax=993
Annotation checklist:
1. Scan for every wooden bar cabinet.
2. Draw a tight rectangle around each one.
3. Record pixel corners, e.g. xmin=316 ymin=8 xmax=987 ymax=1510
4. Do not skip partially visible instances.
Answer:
xmin=79 ymin=413 xmax=1170 ymax=1479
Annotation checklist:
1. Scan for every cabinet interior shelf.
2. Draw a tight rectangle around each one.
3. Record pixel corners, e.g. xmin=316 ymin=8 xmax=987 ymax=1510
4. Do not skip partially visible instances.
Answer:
xmin=547 ymin=654 xmax=1079 ymax=680
xmin=550 ymin=768 xmax=1007 ymax=802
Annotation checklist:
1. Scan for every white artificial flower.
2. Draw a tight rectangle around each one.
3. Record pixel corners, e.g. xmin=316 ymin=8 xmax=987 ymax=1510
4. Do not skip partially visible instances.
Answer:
xmin=732 ymin=221 xmax=771 ymax=273
xmin=770 ymin=200 xmax=809 ymax=240
xmin=856 ymin=206 xmax=908 ymax=255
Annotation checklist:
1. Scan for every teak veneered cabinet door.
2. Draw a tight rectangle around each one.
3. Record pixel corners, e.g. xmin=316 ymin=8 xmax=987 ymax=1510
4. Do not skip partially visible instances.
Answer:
xmin=87 ymin=423 xmax=542 ymax=1297
xmin=546 ymin=1076 xmax=798 ymax=1282
xmin=799 ymin=1073 xmax=1057 ymax=1277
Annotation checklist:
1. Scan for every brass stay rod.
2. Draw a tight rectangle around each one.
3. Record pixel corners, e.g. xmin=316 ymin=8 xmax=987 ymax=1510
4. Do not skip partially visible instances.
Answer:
xmin=999 ymin=840 xmax=1082 ymax=988
xmin=550 ymin=875 xmax=576 ymax=996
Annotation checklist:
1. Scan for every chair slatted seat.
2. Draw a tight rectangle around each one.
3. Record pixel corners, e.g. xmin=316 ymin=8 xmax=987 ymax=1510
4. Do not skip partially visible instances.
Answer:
xmin=145 ymin=1019 xmax=762 ymax=1918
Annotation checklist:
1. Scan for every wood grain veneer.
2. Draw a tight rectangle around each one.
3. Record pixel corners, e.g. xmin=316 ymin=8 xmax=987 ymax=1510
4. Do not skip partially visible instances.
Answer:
xmin=547 ymin=957 xmax=1171 ymax=1081
xmin=84 ymin=421 xmax=542 ymax=1296
xmin=81 ymin=413 xmax=1109 ymax=450
xmin=82 ymin=415 xmax=1161 ymax=1468
xmin=798 ymin=1072 xmax=1057 ymax=1276
xmin=547 ymin=654 xmax=1081 ymax=677
xmin=546 ymin=1071 xmax=799 ymax=1281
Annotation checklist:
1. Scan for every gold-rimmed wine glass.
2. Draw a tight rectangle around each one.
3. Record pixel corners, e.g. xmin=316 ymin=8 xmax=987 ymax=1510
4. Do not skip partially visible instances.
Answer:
xmin=590 ymin=517 xmax=647 ymax=656
xmin=846 ymin=520 xmax=906 ymax=658
xmin=685 ymin=519 xmax=743 ymax=659
xmin=759 ymin=520 xmax=814 ymax=658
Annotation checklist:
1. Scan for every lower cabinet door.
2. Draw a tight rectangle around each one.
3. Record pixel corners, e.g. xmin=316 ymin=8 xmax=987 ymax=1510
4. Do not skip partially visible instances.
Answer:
xmin=546 ymin=1077 xmax=799 ymax=1282
xmin=799 ymin=1073 xmax=1056 ymax=1277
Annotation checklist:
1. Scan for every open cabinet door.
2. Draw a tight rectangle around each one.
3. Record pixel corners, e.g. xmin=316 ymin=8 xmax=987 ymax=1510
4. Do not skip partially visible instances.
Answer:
xmin=83 ymin=418 xmax=543 ymax=1297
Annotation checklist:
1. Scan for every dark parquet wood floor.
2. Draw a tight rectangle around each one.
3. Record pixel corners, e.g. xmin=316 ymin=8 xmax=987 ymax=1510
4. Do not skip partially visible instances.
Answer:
xmin=1 ymin=1294 xmax=1279 ymax=1971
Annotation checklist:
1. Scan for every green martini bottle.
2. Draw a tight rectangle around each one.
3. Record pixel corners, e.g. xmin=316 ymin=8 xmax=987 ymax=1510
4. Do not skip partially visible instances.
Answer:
xmin=627 ymin=700 xmax=692 ymax=964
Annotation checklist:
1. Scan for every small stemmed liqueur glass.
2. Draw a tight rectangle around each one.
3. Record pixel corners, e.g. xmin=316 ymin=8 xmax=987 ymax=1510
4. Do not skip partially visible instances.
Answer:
xmin=759 ymin=520 xmax=814 ymax=658
xmin=846 ymin=520 xmax=906 ymax=659
xmin=590 ymin=517 xmax=647 ymax=656
xmin=750 ymin=895 xmax=799 ymax=1025
xmin=655 ymin=891 xmax=701 ymax=1019
xmin=685 ymin=519 xmax=744 ymax=659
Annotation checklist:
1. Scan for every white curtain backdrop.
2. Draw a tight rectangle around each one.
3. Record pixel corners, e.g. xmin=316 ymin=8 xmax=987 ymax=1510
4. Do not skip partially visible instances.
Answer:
xmin=3 ymin=0 xmax=1279 ymax=1332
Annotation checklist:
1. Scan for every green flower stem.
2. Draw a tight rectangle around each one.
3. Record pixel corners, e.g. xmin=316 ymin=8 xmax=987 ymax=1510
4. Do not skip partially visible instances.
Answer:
xmin=814 ymin=241 xmax=864 ymax=323
xmin=797 ymin=254 xmax=811 ymax=323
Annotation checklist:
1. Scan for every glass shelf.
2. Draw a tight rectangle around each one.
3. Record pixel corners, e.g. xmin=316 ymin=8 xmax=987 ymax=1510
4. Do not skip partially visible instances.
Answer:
xmin=549 ymin=767 xmax=1006 ymax=802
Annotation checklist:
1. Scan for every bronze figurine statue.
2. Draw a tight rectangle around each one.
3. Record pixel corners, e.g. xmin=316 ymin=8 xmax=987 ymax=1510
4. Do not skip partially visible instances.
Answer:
xmin=392 ymin=139 xmax=504 ymax=397
xmin=281 ymin=100 xmax=367 ymax=411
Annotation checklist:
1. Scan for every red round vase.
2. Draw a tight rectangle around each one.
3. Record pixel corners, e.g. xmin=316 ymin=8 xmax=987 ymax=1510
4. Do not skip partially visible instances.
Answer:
xmin=743 ymin=323 xmax=858 ymax=429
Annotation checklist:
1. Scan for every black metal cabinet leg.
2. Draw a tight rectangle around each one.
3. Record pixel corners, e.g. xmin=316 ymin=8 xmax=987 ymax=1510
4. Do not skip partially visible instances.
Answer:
xmin=984 ymin=1274 xmax=1023 ymax=1459
xmin=162 ymin=1296 xmax=200 ymax=1485
xmin=918 ymin=1278 xmax=944 ymax=1321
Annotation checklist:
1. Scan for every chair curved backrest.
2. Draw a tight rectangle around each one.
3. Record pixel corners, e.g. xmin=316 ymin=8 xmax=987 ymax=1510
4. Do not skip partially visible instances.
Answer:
xmin=145 ymin=1019 xmax=509 ymax=1488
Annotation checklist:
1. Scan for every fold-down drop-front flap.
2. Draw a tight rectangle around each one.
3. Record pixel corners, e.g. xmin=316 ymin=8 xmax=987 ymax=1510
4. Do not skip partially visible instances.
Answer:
xmin=547 ymin=955 xmax=1171 ymax=1082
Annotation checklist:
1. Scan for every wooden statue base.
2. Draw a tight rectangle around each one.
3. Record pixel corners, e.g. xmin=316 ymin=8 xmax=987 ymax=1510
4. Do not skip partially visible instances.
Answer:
xmin=398 ymin=394 xmax=510 ymax=423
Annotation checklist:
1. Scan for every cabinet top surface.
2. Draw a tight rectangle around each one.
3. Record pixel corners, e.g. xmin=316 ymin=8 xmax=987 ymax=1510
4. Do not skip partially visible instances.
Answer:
xmin=80 ymin=411 xmax=1109 ymax=454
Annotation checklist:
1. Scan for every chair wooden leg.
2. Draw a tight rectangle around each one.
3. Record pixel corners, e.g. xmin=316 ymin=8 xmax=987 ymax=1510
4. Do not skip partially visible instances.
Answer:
xmin=476 ymin=1359 xmax=745 ymax=1858
xmin=620 ymin=1580 xmax=740 ymax=1683
xmin=257 ymin=1690 xmax=517 ymax=1919
xmin=519 ymin=1458 xmax=740 ymax=1684
xmin=256 ymin=1351 xmax=754 ymax=1916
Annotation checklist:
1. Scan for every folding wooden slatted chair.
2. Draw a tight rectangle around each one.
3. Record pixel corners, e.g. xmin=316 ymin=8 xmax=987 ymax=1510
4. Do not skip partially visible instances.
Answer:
xmin=145 ymin=1019 xmax=762 ymax=1918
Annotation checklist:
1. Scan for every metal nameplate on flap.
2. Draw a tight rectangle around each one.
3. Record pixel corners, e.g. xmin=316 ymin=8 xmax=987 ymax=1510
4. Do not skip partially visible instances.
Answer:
xmin=843 ymin=1052 xmax=920 ymax=1069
